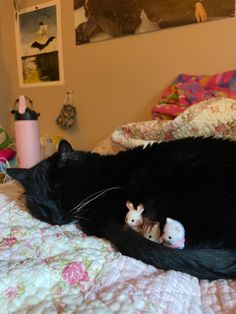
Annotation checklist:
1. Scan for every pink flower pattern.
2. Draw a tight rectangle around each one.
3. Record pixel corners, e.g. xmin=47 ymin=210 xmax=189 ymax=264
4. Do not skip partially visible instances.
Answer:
xmin=55 ymin=287 xmax=62 ymax=295
xmin=215 ymin=123 xmax=230 ymax=135
xmin=62 ymin=261 xmax=89 ymax=286
xmin=57 ymin=303 xmax=66 ymax=313
xmin=5 ymin=287 xmax=18 ymax=299
xmin=4 ymin=237 xmax=17 ymax=247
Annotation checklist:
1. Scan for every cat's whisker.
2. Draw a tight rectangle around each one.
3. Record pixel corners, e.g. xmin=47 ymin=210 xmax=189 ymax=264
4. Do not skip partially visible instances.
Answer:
xmin=68 ymin=186 xmax=121 ymax=215
xmin=67 ymin=187 xmax=117 ymax=214
xmin=68 ymin=192 xmax=98 ymax=211
xmin=70 ymin=206 xmax=94 ymax=216
xmin=76 ymin=188 xmax=111 ymax=206
xmin=23 ymin=195 xmax=34 ymax=202
xmin=67 ymin=191 xmax=105 ymax=215
xmin=71 ymin=188 xmax=119 ymax=214
xmin=70 ymin=213 xmax=94 ymax=224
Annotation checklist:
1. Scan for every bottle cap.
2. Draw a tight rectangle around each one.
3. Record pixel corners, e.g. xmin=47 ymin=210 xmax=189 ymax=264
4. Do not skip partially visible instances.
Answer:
xmin=11 ymin=96 xmax=40 ymax=121
xmin=18 ymin=95 xmax=27 ymax=114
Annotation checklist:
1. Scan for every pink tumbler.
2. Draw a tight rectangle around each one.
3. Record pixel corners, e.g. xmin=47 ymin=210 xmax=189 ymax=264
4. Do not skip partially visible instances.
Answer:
xmin=11 ymin=96 xmax=41 ymax=168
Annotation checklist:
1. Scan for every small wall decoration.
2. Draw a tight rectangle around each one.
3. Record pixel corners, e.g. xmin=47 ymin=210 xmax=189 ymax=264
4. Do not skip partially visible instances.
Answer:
xmin=14 ymin=0 xmax=64 ymax=87
xmin=56 ymin=91 xmax=77 ymax=129
xmin=74 ymin=0 xmax=235 ymax=45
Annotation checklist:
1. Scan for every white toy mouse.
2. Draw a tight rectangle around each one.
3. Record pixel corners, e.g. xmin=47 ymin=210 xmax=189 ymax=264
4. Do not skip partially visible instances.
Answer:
xmin=142 ymin=217 xmax=161 ymax=243
xmin=125 ymin=201 xmax=144 ymax=232
xmin=159 ymin=218 xmax=185 ymax=249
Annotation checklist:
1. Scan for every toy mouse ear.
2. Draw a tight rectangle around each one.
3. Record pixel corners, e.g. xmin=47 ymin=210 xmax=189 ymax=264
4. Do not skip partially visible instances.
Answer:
xmin=166 ymin=217 xmax=173 ymax=224
xmin=137 ymin=204 xmax=144 ymax=214
xmin=126 ymin=201 xmax=134 ymax=211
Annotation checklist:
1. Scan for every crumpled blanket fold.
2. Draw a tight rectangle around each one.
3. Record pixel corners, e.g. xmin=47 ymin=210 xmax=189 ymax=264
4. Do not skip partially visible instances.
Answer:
xmin=151 ymin=71 xmax=236 ymax=120
xmin=94 ymin=97 xmax=236 ymax=154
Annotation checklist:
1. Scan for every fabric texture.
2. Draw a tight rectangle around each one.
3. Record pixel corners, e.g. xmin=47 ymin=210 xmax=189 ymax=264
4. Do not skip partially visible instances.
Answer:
xmin=0 ymin=149 xmax=16 ymax=162
xmin=94 ymin=97 xmax=236 ymax=154
xmin=151 ymin=71 xmax=236 ymax=120
xmin=1 ymin=190 xmax=236 ymax=313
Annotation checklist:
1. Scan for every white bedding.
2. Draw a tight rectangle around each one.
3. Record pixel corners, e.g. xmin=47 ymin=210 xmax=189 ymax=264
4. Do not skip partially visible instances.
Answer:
xmin=1 ymin=190 xmax=236 ymax=313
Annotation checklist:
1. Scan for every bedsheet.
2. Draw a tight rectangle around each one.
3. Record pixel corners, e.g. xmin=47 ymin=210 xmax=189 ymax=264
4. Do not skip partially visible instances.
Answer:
xmin=1 ymin=188 xmax=236 ymax=314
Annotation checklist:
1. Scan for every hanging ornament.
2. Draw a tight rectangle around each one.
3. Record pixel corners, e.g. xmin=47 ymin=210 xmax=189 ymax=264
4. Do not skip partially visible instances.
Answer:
xmin=56 ymin=91 xmax=76 ymax=129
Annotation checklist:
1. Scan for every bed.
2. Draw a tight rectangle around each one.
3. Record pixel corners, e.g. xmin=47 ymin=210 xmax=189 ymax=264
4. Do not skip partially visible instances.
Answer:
xmin=2 ymin=72 xmax=236 ymax=313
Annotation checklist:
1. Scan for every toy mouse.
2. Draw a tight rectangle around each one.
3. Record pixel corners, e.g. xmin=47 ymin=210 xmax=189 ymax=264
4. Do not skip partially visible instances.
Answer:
xmin=159 ymin=218 xmax=185 ymax=249
xmin=125 ymin=201 xmax=144 ymax=232
xmin=142 ymin=217 xmax=161 ymax=243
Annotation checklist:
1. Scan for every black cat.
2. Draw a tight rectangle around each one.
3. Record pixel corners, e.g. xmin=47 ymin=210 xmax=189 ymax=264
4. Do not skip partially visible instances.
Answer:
xmin=7 ymin=137 xmax=236 ymax=280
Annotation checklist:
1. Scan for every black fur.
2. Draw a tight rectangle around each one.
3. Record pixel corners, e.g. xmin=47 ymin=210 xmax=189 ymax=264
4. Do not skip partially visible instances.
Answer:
xmin=7 ymin=137 xmax=236 ymax=280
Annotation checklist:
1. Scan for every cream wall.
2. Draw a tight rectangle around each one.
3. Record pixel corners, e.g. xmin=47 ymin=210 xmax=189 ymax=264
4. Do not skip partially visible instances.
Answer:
xmin=0 ymin=0 xmax=236 ymax=150
xmin=0 ymin=13 xmax=11 ymax=131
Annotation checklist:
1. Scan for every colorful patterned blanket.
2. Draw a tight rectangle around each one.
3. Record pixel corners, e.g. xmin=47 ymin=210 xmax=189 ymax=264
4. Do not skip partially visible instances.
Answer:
xmin=151 ymin=71 xmax=236 ymax=120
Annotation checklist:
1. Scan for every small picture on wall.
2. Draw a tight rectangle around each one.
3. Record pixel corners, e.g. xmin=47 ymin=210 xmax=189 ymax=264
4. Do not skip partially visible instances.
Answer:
xmin=15 ymin=0 xmax=64 ymax=87
xmin=74 ymin=0 xmax=235 ymax=45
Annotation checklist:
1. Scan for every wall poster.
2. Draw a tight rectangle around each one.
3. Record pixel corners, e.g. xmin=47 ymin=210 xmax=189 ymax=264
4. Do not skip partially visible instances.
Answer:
xmin=15 ymin=0 xmax=64 ymax=87
xmin=74 ymin=0 xmax=235 ymax=45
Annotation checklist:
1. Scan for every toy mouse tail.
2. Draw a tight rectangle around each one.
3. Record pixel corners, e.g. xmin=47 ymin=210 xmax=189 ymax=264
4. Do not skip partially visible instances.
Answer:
xmin=102 ymin=221 xmax=236 ymax=280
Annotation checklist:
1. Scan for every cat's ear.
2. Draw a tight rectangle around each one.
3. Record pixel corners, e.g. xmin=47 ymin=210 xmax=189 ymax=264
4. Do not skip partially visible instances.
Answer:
xmin=58 ymin=140 xmax=73 ymax=156
xmin=6 ymin=168 xmax=29 ymax=182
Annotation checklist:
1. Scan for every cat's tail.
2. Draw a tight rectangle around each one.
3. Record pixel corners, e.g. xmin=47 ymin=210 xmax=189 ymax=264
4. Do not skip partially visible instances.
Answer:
xmin=102 ymin=222 xmax=236 ymax=280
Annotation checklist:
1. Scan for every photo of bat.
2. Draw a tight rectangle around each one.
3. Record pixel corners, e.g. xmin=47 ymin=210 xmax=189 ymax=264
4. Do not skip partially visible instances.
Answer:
xmin=31 ymin=36 xmax=56 ymax=50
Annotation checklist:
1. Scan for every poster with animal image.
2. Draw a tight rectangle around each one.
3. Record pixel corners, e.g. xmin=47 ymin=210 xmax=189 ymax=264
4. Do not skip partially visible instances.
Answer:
xmin=15 ymin=0 xmax=64 ymax=87
xmin=74 ymin=0 xmax=235 ymax=45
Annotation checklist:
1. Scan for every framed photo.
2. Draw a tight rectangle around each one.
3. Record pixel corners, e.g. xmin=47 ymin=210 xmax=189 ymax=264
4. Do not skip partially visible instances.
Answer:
xmin=15 ymin=0 xmax=64 ymax=87
xmin=74 ymin=0 xmax=235 ymax=45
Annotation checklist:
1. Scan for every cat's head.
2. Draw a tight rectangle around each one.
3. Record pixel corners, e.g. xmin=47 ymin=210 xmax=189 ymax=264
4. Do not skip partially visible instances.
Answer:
xmin=7 ymin=140 xmax=76 ymax=225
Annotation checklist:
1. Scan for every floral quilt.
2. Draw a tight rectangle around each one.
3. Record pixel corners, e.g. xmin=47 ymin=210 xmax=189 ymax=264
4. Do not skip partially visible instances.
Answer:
xmin=94 ymin=97 xmax=236 ymax=154
xmin=1 ymin=187 xmax=236 ymax=314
